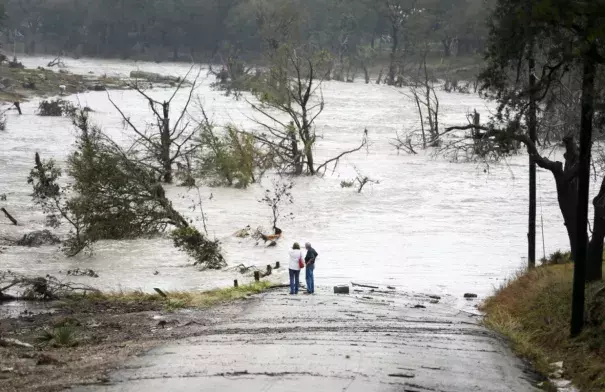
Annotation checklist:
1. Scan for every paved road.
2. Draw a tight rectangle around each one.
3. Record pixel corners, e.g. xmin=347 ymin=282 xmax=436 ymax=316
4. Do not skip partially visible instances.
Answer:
xmin=73 ymin=287 xmax=540 ymax=392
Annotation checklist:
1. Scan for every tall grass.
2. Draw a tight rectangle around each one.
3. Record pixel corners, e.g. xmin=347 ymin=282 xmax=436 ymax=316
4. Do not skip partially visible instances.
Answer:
xmin=482 ymin=260 xmax=605 ymax=390
xmin=77 ymin=281 xmax=272 ymax=311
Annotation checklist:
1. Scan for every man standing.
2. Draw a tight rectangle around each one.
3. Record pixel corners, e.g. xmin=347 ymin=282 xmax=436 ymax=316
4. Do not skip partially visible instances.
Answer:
xmin=304 ymin=242 xmax=318 ymax=294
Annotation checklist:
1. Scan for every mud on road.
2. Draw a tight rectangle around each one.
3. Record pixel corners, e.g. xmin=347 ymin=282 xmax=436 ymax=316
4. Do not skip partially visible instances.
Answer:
xmin=64 ymin=288 xmax=543 ymax=392
xmin=0 ymin=294 xmax=248 ymax=392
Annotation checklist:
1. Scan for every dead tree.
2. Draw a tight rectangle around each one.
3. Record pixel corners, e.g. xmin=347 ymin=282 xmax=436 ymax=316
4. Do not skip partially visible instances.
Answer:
xmin=247 ymin=49 xmax=367 ymax=175
xmin=400 ymin=53 xmax=440 ymax=149
xmin=109 ymin=66 xmax=201 ymax=183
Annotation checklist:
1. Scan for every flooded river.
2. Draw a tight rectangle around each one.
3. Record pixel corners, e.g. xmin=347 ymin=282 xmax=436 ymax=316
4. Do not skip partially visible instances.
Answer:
xmin=0 ymin=55 xmax=572 ymax=301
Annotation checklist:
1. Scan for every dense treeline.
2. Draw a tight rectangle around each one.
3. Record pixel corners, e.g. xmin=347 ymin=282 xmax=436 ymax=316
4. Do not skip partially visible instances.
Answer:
xmin=0 ymin=0 xmax=491 ymax=63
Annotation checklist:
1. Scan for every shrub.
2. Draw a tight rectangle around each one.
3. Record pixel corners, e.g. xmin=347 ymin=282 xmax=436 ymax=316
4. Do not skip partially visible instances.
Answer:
xmin=340 ymin=180 xmax=354 ymax=188
xmin=37 ymin=326 xmax=78 ymax=347
xmin=37 ymin=99 xmax=76 ymax=117
xmin=540 ymin=250 xmax=573 ymax=265
xmin=197 ymin=123 xmax=270 ymax=188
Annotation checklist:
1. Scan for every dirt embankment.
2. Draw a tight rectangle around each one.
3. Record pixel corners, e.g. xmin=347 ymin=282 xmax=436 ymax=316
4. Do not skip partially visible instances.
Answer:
xmin=0 ymin=282 xmax=272 ymax=392
xmin=0 ymin=64 xmax=126 ymax=105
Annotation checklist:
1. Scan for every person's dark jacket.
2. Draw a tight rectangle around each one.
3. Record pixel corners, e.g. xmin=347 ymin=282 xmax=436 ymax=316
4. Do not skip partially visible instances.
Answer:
xmin=305 ymin=247 xmax=318 ymax=265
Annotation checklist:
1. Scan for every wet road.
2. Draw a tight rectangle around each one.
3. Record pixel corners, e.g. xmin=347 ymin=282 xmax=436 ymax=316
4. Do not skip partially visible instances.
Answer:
xmin=72 ymin=288 xmax=540 ymax=392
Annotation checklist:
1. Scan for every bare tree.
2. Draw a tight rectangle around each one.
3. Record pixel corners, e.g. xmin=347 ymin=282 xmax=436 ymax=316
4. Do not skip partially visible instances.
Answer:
xmin=246 ymin=47 xmax=367 ymax=176
xmin=259 ymin=178 xmax=294 ymax=231
xmin=109 ymin=65 xmax=202 ymax=183
xmin=395 ymin=53 xmax=440 ymax=151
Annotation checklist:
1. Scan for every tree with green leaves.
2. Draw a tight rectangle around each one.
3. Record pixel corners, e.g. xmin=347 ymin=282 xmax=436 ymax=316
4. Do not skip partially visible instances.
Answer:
xmin=28 ymin=109 xmax=225 ymax=268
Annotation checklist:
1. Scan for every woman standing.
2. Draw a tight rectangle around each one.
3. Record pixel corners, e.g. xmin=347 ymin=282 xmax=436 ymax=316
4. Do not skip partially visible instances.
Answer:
xmin=288 ymin=242 xmax=304 ymax=294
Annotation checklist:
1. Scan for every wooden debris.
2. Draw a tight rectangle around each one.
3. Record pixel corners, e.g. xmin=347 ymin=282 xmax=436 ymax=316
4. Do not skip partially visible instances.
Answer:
xmin=0 ymin=338 xmax=33 ymax=348
xmin=1 ymin=208 xmax=17 ymax=225
xmin=153 ymin=288 xmax=167 ymax=298
xmin=352 ymin=282 xmax=379 ymax=289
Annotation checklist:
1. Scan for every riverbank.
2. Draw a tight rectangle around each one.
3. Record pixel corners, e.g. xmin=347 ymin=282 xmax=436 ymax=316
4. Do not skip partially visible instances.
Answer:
xmin=482 ymin=257 xmax=605 ymax=391
xmin=0 ymin=281 xmax=272 ymax=392
xmin=0 ymin=62 xmax=128 ymax=105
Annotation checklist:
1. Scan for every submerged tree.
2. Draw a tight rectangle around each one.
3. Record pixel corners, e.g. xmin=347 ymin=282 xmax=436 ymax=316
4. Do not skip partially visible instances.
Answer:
xmin=259 ymin=178 xmax=294 ymax=230
xmin=109 ymin=66 xmax=201 ymax=183
xmin=195 ymin=108 xmax=272 ymax=188
xmin=28 ymin=110 xmax=225 ymax=268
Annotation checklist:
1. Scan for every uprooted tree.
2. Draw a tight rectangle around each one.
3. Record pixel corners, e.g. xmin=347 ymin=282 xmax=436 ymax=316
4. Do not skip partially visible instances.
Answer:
xmin=28 ymin=110 xmax=225 ymax=268
xmin=109 ymin=66 xmax=201 ymax=183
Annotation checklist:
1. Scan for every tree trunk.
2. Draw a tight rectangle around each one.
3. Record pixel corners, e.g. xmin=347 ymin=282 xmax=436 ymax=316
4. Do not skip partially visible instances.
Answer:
xmin=528 ymin=44 xmax=537 ymax=269
xmin=388 ymin=26 xmax=399 ymax=86
xmin=442 ymin=39 xmax=452 ymax=57
xmin=588 ymin=176 xmax=605 ymax=282
xmin=290 ymin=128 xmax=303 ymax=175
xmin=161 ymin=101 xmax=172 ymax=183
xmin=571 ymin=48 xmax=597 ymax=337
xmin=306 ymin=144 xmax=315 ymax=175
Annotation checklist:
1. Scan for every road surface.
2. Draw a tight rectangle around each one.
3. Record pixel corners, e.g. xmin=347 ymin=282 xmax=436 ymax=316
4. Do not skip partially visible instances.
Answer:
xmin=72 ymin=287 xmax=540 ymax=392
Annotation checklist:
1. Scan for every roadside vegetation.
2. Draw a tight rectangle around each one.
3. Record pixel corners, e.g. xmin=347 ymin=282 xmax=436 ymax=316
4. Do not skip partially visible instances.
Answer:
xmin=76 ymin=281 xmax=272 ymax=311
xmin=482 ymin=253 xmax=605 ymax=391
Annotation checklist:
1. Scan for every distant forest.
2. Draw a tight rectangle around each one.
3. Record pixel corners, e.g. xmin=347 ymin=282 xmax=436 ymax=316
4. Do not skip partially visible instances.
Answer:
xmin=0 ymin=0 xmax=491 ymax=63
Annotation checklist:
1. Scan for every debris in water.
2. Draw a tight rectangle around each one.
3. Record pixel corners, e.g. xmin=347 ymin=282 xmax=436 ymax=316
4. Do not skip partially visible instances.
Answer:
xmin=388 ymin=372 xmax=415 ymax=378
xmin=352 ymin=282 xmax=379 ymax=289
xmin=66 ymin=268 xmax=99 ymax=278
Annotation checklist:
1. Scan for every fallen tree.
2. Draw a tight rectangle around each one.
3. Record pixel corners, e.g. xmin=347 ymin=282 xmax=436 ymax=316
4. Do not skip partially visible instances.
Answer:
xmin=28 ymin=110 xmax=225 ymax=268
xmin=0 ymin=271 xmax=98 ymax=302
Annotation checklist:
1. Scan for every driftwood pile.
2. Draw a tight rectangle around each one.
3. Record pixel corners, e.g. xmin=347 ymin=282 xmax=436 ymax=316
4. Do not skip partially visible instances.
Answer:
xmin=0 ymin=271 xmax=98 ymax=302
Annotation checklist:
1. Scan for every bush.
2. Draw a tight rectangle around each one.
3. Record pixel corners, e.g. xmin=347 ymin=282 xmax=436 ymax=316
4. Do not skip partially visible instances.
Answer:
xmin=541 ymin=250 xmax=572 ymax=265
xmin=340 ymin=180 xmax=354 ymax=188
xmin=197 ymin=123 xmax=270 ymax=188
xmin=170 ymin=226 xmax=225 ymax=269
xmin=38 ymin=99 xmax=76 ymax=117
xmin=37 ymin=326 xmax=78 ymax=347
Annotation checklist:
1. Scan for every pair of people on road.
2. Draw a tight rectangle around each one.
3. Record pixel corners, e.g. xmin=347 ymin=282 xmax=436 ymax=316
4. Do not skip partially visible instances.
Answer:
xmin=288 ymin=242 xmax=318 ymax=295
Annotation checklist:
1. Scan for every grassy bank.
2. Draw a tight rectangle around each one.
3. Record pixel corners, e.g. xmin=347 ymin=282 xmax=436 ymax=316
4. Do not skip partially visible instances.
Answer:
xmin=482 ymin=257 xmax=605 ymax=391
xmin=74 ymin=280 xmax=273 ymax=311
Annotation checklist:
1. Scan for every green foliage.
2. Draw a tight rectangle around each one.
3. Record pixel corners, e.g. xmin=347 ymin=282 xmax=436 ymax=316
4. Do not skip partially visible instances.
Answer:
xmin=37 ymin=99 xmax=76 ymax=117
xmin=197 ymin=121 xmax=270 ymax=188
xmin=68 ymin=112 xmax=173 ymax=241
xmin=27 ymin=152 xmax=86 ymax=253
xmin=170 ymin=226 xmax=225 ymax=269
xmin=27 ymin=110 xmax=225 ymax=267
xmin=37 ymin=326 xmax=78 ymax=347
xmin=340 ymin=180 xmax=354 ymax=188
